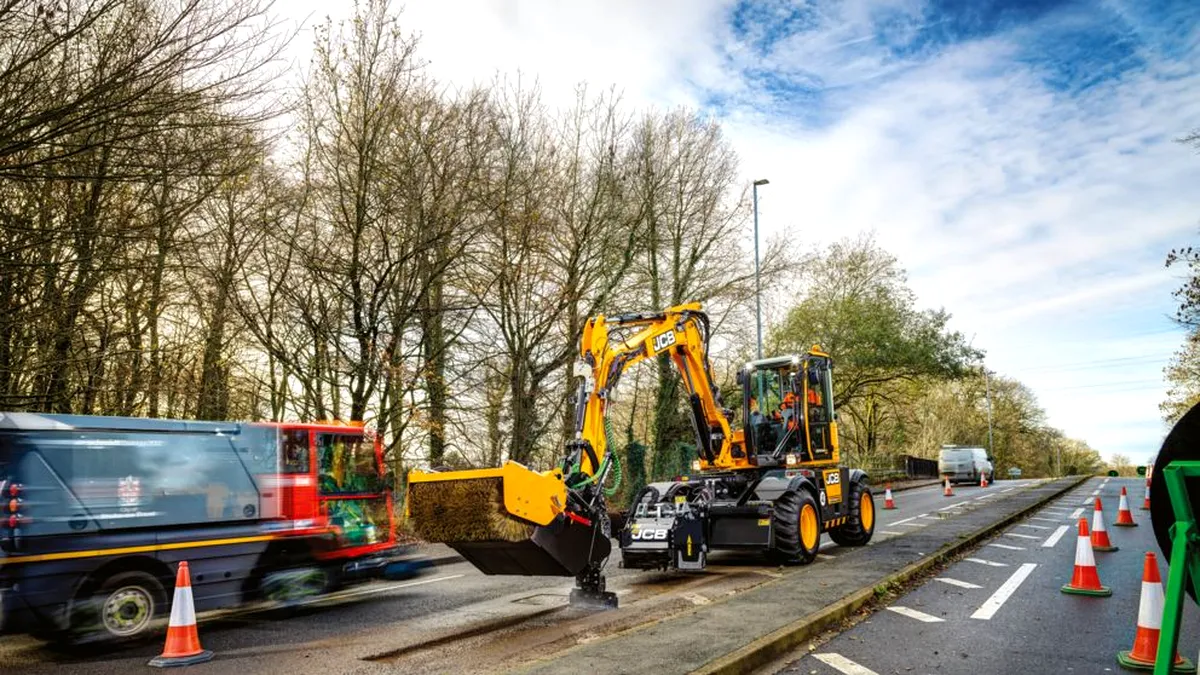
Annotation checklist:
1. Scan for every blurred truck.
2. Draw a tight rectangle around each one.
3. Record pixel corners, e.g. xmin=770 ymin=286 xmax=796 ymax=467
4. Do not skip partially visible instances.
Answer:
xmin=0 ymin=413 xmax=418 ymax=643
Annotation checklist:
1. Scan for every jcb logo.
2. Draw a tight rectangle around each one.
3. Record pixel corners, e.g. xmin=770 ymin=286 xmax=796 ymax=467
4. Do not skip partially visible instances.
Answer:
xmin=630 ymin=527 xmax=669 ymax=540
xmin=652 ymin=331 xmax=677 ymax=352
xmin=825 ymin=472 xmax=840 ymax=485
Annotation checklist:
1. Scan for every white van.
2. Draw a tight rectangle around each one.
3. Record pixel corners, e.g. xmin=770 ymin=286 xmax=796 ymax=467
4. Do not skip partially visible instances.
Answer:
xmin=939 ymin=445 xmax=994 ymax=484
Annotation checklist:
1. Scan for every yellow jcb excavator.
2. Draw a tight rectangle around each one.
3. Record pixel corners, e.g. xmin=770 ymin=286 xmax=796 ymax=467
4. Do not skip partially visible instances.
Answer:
xmin=406 ymin=303 xmax=874 ymax=607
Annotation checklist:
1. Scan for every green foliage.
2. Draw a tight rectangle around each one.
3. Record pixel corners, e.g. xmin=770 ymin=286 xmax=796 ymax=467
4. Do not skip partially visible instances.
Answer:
xmin=1162 ymin=330 xmax=1200 ymax=424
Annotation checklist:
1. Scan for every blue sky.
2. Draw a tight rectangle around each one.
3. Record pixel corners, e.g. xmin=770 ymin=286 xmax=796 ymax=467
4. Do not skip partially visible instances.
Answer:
xmin=288 ymin=0 xmax=1200 ymax=464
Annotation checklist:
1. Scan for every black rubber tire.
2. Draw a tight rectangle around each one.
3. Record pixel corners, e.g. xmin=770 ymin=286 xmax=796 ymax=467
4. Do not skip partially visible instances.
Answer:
xmin=72 ymin=571 xmax=166 ymax=644
xmin=829 ymin=479 xmax=875 ymax=547
xmin=771 ymin=489 xmax=821 ymax=565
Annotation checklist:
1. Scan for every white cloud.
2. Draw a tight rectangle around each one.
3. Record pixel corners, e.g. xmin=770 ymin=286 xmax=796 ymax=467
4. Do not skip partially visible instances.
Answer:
xmin=275 ymin=0 xmax=1200 ymax=462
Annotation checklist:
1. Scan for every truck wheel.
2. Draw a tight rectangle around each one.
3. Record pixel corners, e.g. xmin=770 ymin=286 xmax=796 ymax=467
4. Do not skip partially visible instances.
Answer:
xmin=73 ymin=571 xmax=166 ymax=643
xmin=830 ymin=479 xmax=874 ymax=547
xmin=771 ymin=490 xmax=821 ymax=565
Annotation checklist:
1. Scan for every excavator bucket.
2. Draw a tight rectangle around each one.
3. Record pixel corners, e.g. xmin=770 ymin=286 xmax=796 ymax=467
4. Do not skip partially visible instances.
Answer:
xmin=406 ymin=461 xmax=610 ymax=577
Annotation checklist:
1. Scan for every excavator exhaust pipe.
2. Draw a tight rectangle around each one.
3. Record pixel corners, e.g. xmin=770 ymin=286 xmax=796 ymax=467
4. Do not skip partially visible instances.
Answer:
xmin=407 ymin=462 xmax=610 ymax=577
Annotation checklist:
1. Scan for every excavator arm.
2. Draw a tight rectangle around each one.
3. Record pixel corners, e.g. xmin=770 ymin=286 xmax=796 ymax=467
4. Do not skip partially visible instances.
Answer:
xmin=405 ymin=303 xmax=736 ymax=605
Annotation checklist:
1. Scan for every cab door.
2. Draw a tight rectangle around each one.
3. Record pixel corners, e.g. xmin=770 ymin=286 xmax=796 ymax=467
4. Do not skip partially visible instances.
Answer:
xmin=804 ymin=360 xmax=834 ymax=460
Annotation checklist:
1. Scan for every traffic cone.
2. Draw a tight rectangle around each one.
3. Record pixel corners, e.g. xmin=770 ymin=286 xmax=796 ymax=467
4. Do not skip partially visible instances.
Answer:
xmin=1116 ymin=552 xmax=1196 ymax=672
xmin=883 ymin=484 xmax=896 ymax=510
xmin=1091 ymin=498 xmax=1118 ymax=552
xmin=980 ymin=472 xmax=988 ymax=488
xmin=1061 ymin=518 xmax=1111 ymax=596
xmin=943 ymin=478 xmax=954 ymax=497
xmin=1142 ymin=479 xmax=1151 ymax=510
xmin=1114 ymin=486 xmax=1138 ymax=527
xmin=149 ymin=561 xmax=214 ymax=668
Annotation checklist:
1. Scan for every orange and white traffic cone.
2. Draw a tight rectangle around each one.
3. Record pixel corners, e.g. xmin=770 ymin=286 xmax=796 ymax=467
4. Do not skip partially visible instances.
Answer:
xmin=1142 ymin=478 xmax=1151 ymax=510
xmin=149 ymin=561 xmax=214 ymax=668
xmin=1061 ymin=518 xmax=1111 ymax=596
xmin=884 ymin=484 xmax=896 ymax=510
xmin=1114 ymin=486 xmax=1138 ymax=527
xmin=943 ymin=478 xmax=954 ymax=497
xmin=980 ymin=472 xmax=988 ymax=488
xmin=1091 ymin=498 xmax=1118 ymax=552
xmin=1116 ymin=552 xmax=1196 ymax=672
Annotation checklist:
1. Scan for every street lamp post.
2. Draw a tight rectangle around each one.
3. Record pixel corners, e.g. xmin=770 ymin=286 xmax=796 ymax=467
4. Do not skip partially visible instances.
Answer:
xmin=753 ymin=178 xmax=769 ymax=360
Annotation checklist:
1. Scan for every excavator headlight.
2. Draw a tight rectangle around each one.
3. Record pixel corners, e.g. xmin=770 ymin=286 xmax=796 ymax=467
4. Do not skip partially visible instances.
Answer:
xmin=785 ymin=453 xmax=799 ymax=467
xmin=691 ymin=460 xmax=702 ymax=472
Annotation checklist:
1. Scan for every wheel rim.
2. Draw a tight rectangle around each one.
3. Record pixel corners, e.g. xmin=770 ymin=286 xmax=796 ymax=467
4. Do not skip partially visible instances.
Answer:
xmin=800 ymin=503 xmax=819 ymax=549
xmin=102 ymin=585 xmax=153 ymax=637
xmin=861 ymin=491 xmax=874 ymax=531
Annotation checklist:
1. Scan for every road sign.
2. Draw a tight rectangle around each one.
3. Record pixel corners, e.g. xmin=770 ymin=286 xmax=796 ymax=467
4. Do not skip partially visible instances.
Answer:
xmin=1008 ymin=467 xmax=1022 ymax=477
xmin=1136 ymin=465 xmax=1147 ymax=476
xmin=1108 ymin=470 xmax=1119 ymax=477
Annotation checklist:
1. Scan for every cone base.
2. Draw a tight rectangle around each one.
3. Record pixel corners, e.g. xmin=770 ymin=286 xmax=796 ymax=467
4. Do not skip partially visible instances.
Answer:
xmin=149 ymin=650 xmax=214 ymax=668
xmin=1140 ymin=506 xmax=1150 ymax=510
xmin=1116 ymin=650 xmax=1195 ymax=673
xmin=884 ymin=505 xmax=896 ymax=510
xmin=1093 ymin=544 xmax=1119 ymax=552
xmin=1112 ymin=522 xmax=1139 ymax=527
xmin=1062 ymin=583 xmax=1112 ymax=596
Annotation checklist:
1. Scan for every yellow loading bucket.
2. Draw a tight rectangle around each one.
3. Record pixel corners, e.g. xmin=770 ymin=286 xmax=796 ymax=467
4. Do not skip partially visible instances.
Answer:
xmin=406 ymin=461 xmax=610 ymax=577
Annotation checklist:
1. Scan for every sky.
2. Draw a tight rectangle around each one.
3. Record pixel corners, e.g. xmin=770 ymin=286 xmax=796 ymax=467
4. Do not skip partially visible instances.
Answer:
xmin=282 ymin=0 xmax=1200 ymax=465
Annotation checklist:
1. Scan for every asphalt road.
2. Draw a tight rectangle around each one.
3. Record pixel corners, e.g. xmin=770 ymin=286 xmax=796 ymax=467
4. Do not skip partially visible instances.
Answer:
xmin=773 ymin=477 xmax=1200 ymax=675
xmin=0 ymin=477 xmax=1039 ymax=674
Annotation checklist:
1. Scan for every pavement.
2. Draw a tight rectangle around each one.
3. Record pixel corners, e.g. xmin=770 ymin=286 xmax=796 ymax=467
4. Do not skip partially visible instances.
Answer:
xmin=0 ymin=477 xmax=1069 ymax=674
xmin=771 ymin=477 xmax=1200 ymax=675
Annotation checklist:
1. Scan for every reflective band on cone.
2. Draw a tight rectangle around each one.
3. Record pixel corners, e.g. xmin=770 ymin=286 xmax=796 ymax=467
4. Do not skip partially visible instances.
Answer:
xmin=1142 ymin=480 xmax=1151 ymax=510
xmin=1091 ymin=498 xmax=1118 ymax=552
xmin=1114 ymin=487 xmax=1138 ymax=527
xmin=1062 ymin=518 xmax=1111 ymax=596
xmin=943 ymin=478 xmax=954 ymax=497
xmin=149 ymin=561 xmax=214 ymax=668
xmin=884 ymin=486 xmax=896 ymax=510
xmin=1116 ymin=552 xmax=1196 ymax=673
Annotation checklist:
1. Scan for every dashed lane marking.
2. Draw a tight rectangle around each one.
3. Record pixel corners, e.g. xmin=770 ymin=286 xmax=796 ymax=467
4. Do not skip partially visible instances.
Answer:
xmin=1042 ymin=525 xmax=1071 ymax=548
xmin=971 ymin=563 xmax=1037 ymax=620
xmin=1031 ymin=517 xmax=1061 ymax=523
xmin=1017 ymin=523 xmax=1051 ymax=530
xmin=1004 ymin=532 xmax=1040 ymax=540
xmin=879 ymin=530 xmax=905 ymax=535
xmin=890 ymin=516 xmax=921 ymax=525
xmin=817 ymin=553 xmax=835 ymax=560
xmin=1091 ymin=490 xmax=1100 ymax=496
xmin=988 ymin=543 xmax=1025 ymax=551
xmin=887 ymin=606 xmax=946 ymax=623
xmin=1069 ymin=508 xmax=1085 ymax=519
xmin=813 ymin=653 xmax=880 ymax=675
xmin=899 ymin=522 xmax=926 ymax=528
xmin=966 ymin=558 xmax=1009 ymax=567
xmin=305 ymin=574 xmax=465 ymax=605
xmin=937 ymin=505 xmax=960 ymax=512
xmin=935 ymin=577 xmax=983 ymax=589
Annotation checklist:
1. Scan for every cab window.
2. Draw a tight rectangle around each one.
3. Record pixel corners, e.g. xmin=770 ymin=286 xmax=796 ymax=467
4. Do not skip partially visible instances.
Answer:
xmin=317 ymin=433 xmax=381 ymax=495
xmin=281 ymin=429 xmax=310 ymax=474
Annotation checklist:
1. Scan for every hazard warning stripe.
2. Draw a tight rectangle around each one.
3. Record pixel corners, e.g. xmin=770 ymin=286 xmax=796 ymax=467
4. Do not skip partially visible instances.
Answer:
xmin=0 ymin=534 xmax=278 ymax=566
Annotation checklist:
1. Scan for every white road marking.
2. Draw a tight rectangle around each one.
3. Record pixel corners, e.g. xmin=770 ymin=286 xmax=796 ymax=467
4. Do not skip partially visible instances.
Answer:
xmin=935 ymin=577 xmax=983 ymax=589
xmin=1041 ymin=508 xmax=1069 ymax=513
xmin=1069 ymin=508 xmax=1085 ymax=519
xmin=966 ymin=558 xmax=1009 ymax=567
xmin=1031 ymin=517 xmax=1060 ymax=523
xmin=312 ymin=574 xmax=465 ymax=604
xmin=814 ymin=653 xmax=880 ymax=675
xmin=900 ymin=521 xmax=927 ymax=527
xmin=1091 ymin=490 xmax=1100 ymax=496
xmin=890 ymin=516 xmax=920 ymax=525
xmin=1001 ymin=488 xmax=1015 ymax=493
xmin=915 ymin=513 xmax=931 ymax=519
xmin=887 ymin=605 xmax=945 ymax=623
xmin=1004 ymin=532 xmax=1040 ymax=540
xmin=1017 ymin=523 xmax=1051 ymax=530
xmin=937 ymin=505 xmax=960 ymax=512
xmin=988 ymin=543 xmax=1025 ymax=550
xmin=1042 ymin=525 xmax=1071 ymax=548
xmin=817 ymin=553 xmax=835 ymax=560
xmin=879 ymin=530 xmax=905 ymax=535
xmin=971 ymin=563 xmax=1038 ymax=620
xmin=820 ymin=540 xmax=836 ymax=550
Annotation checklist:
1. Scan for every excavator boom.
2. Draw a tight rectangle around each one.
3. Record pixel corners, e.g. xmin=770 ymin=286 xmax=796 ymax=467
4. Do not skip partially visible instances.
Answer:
xmin=405 ymin=303 xmax=734 ymax=603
